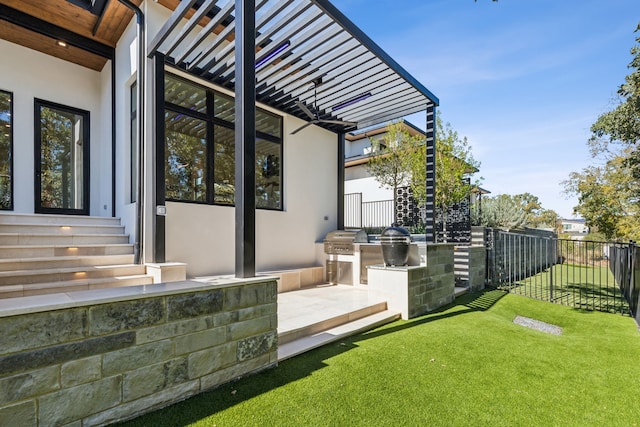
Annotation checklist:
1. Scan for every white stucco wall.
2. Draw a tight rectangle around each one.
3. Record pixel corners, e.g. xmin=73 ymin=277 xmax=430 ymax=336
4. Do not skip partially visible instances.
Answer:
xmin=344 ymin=164 xmax=393 ymax=202
xmin=0 ymin=39 xmax=109 ymax=215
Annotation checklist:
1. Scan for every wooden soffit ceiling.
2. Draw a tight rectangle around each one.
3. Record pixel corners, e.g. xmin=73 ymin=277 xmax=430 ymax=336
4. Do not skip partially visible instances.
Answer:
xmin=0 ymin=0 xmax=142 ymax=70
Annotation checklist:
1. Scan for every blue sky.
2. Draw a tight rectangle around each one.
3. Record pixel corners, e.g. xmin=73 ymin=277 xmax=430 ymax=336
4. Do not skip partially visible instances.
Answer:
xmin=332 ymin=0 xmax=639 ymax=218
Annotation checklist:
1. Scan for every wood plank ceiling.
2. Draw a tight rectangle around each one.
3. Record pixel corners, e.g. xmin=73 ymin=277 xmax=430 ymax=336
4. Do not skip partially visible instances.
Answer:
xmin=0 ymin=0 xmax=142 ymax=70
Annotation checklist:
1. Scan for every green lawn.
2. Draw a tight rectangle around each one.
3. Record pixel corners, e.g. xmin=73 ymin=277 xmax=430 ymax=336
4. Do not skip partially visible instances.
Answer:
xmin=503 ymin=263 xmax=629 ymax=314
xmin=120 ymin=290 xmax=640 ymax=427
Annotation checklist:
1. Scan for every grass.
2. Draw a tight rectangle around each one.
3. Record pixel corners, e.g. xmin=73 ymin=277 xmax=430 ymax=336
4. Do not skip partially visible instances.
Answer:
xmin=120 ymin=290 xmax=640 ymax=427
xmin=503 ymin=263 xmax=629 ymax=314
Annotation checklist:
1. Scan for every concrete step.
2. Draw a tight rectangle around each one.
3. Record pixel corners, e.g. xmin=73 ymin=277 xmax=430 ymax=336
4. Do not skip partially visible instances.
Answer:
xmin=0 ymin=233 xmax=129 ymax=246
xmin=0 ymin=213 xmax=121 ymax=226
xmin=0 ymin=264 xmax=146 ymax=286
xmin=278 ymin=300 xmax=389 ymax=345
xmin=278 ymin=309 xmax=401 ymax=361
xmin=0 ymin=224 xmax=125 ymax=235
xmin=0 ymin=274 xmax=154 ymax=299
xmin=0 ymin=254 xmax=135 ymax=272
xmin=0 ymin=244 xmax=134 ymax=259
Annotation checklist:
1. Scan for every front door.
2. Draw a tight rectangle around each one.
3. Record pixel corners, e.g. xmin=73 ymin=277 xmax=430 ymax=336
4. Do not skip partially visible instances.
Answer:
xmin=34 ymin=100 xmax=90 ymax=215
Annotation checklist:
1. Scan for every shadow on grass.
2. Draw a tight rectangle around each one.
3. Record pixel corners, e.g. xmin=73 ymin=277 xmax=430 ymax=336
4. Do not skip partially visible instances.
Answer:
xmin=118 ymin=289 xmax=507 ymax=427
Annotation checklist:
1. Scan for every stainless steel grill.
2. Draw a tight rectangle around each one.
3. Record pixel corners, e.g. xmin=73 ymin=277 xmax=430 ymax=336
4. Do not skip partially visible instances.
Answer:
xmin=324 ymin=230 xmax=368 ymax=255
xmin=324 ymin=230 xmax=368 ymax=285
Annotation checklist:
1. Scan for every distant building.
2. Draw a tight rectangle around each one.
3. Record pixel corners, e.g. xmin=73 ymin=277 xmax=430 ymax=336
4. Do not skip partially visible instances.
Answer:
xmin=561 ymin=218 xmax=589 ymax=239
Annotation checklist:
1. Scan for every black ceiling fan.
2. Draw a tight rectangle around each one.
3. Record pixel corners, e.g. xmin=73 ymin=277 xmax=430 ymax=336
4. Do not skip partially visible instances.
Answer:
xmin=290 ymin=78 xmax=357 ymax=135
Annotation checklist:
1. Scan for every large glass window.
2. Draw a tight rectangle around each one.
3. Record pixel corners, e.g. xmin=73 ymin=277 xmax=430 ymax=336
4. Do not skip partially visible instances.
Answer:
xmin=0 ymin=90 xmax=12 ymax=210
xmin=165 ymin=111 xmax=207 ymax=202
xmin=164 ymin=74 xmax=283 ymax=209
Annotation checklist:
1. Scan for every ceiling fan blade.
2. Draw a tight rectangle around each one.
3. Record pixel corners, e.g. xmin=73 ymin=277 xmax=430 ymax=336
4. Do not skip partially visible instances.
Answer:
xmin=295 ymin=101 xmax=316 ymax=120
xmin=318 ymin=119 xmax=358 ymax=126
xmin=290 ymin=121 xmax=317 ymax=135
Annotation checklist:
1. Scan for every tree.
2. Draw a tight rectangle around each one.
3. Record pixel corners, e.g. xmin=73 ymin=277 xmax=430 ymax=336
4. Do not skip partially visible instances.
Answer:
xmin=471 ymin=195 xmax=527 ymax=229
xmin=563 ymin=151 xmax=640 ymax=241
xmin=407 ymin=117 xmax=480 ymax=241
xmin=365 ymin=122 xmax=420 ymax=224
xmin=564 ymin=24 xmax=640 ymax=240
xmin=472 ymin=193 xmax=559 ymax=230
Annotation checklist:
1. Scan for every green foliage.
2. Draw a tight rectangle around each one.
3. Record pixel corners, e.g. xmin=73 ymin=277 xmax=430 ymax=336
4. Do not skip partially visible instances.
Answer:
xmin=563 ymin=150 xmax=640 ymax=241
xmin=590 ymin=24 xmax=640 ymax=148
xmin=408 ymin=117 xmax=480 ymax=210
xmin=472 ymin=193 xmax=558 ymax=230
xmin=471 ymin=194 xmax=527 ymax=229
xmin=365 ymin=122 xmax=421 ymax=221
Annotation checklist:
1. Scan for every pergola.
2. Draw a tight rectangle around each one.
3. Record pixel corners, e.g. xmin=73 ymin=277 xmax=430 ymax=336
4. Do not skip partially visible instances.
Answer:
xmin=146 ymin=0 xmax=439 ymax=277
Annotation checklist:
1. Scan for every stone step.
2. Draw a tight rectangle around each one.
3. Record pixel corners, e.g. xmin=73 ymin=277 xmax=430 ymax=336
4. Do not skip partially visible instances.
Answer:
xmin=0 ymin=233 xmax=129 ymax=246
xmin=0 ymin=264 xmax=146 ymax=286
xmin=278 ymin=300 xmax=389 ymax=345
xmin=0 ymin=254 xmax=135 ymax=272
xmin=0 ymin=213 xmax=121 ymax=226
xmin=0 ymin=223 xmax=125 ymax=235
xmin=0 ymin=274 xmax=154 ymax=299
xmin=277 ymin=309 xmax=400 ymax=361
xmin=0 ymin=244 xmax=134 ymax=259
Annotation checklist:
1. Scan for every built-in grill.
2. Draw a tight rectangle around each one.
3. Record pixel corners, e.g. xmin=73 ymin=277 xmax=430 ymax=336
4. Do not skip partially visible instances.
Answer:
xmin=324 ymin=230 xmax=368 ymax=255
xmin=324 ymin=230 xmax=368 ymax=285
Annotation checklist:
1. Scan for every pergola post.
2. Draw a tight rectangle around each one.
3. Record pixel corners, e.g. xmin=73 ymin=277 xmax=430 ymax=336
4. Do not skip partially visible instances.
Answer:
xmin=337 ymin=132 xmax=345 ymax=230
xmin=425 ymin=105 xmax=436 ymax=243
xmin=234 ymin=0 xmax=256 ymax=278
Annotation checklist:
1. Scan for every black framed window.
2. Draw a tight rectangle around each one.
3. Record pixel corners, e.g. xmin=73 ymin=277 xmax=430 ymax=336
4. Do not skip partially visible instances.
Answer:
xmin=164 ymin=74 xmax=283 ymax=209
xmin=0 ymin=90 xmax=12 ymax=210
xmin=130 ymin=82 xmax=137 ymax=203
xmin=34 ymin=99 xmax=90 ymax=215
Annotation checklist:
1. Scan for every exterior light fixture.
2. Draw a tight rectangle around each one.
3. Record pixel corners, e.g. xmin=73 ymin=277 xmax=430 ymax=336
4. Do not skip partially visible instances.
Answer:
xmin=56 ymin=40 xmax=68 ymax=48
xmin=331 ymin=92 xmax=372 ymax=112
xmin=255 ymin=41 xmax=290 ymax=69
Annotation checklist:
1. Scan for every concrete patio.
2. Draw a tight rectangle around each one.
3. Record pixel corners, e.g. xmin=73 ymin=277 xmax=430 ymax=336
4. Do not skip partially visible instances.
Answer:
xmin=277 ymin=284 xmax=468 ymax=361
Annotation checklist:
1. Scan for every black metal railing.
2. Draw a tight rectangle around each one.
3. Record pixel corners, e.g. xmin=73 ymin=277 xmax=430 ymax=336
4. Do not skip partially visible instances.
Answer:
xmin=487 ymin=229 xmax=638 ymax=319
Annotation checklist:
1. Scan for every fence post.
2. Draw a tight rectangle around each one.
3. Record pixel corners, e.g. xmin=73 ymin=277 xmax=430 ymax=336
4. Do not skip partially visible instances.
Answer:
xmin=548 ymin=238 xmax=553 ymax=302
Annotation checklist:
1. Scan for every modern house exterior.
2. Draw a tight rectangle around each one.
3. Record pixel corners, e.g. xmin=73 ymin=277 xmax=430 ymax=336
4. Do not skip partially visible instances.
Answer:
xmin=0 ymin=2 xmax=444 ymax=423
xmin=0 ymin=0 xmax=439 ymax=279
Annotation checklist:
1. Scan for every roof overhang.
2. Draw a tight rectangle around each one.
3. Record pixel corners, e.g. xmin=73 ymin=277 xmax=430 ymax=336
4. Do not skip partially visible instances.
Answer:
xmin=149 ymin=0 xmax=439 ymax=133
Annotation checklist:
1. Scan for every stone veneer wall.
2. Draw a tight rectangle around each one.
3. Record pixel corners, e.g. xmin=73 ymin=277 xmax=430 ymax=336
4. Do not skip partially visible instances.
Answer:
xmin=418 ymin=244 xmax=456 ymax=315
xmin=454 ymin=245 xmax=486 ymax=292
xmin=0 ymin=279 xmax=277 ymax=427
xmin=368 ymin=244 xmax=455 ymax=319
xmin=467 ymin=246 xmax=486 ymax=291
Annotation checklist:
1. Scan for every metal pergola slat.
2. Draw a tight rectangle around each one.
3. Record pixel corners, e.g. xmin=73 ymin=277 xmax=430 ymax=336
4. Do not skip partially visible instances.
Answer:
xmin=148 ymin=0 xmax=438 ymax=131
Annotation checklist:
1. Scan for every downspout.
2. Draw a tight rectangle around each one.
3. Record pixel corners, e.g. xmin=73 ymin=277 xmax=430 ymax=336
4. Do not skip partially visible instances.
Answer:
xmin=118 ymin=0 xmax=145 ymax=264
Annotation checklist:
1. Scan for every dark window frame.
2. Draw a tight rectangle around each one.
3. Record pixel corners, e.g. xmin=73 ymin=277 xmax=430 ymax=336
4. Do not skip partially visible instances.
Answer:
xmin=164 ymin=73 xmax=284 ymax=210
xmin=34 ymin=98 xmax=90 ymax=215
xmin=130 ymin=82 xmax=137 ymax=203
xmin=0 ymin=89 xmax=13 ymax=211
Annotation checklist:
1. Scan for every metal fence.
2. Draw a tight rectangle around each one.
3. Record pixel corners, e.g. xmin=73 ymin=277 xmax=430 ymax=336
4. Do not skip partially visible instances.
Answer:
xmin=344 ymin=193 xmax=393 ymax=229
xmin=487 ymin=229 xmax=639 ymax=319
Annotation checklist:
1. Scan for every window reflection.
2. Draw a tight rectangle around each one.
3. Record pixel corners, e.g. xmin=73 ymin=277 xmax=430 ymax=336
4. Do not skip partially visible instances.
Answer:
xmin=164 ymin=75 xmax=283 ymax=209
